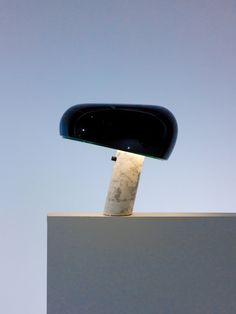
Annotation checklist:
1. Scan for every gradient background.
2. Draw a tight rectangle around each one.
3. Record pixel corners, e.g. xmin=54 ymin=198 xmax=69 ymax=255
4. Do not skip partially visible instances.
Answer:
xmin=1 ymin=0 xmax=235 ymax=313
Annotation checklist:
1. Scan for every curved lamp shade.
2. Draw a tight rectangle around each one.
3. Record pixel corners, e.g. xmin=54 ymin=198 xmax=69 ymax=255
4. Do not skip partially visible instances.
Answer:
xmin=60 ymin=104 xmax=178 ymax=159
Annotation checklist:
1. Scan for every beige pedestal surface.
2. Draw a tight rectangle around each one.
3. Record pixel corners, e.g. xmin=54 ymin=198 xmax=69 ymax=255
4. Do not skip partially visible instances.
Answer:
xmin=47 ymin=213 xmax=236 ymax=314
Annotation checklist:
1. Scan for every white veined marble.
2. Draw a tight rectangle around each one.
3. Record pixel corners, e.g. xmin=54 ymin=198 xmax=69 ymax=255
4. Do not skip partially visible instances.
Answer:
xmin=104 ymin=150 xmax=144 ymax=216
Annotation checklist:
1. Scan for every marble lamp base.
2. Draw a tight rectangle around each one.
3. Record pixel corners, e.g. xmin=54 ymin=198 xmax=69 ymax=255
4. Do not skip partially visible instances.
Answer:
xmin=47 ymin=213 xmax=236 ymax=314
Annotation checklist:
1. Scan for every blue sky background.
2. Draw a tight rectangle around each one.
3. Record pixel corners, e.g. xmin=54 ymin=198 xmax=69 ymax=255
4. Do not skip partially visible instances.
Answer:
xmin=1 ymin=0 xmax=236 ymax=312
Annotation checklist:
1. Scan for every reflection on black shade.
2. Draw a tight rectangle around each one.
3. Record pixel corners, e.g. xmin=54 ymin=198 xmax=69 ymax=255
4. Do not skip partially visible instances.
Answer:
xmin=60 ymin=104 xmax=178 ymax=159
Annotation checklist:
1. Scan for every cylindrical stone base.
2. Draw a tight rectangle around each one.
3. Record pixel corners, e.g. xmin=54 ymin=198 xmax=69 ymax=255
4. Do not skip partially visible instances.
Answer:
xmin=104 ymin=150 xmax=144 ymax=216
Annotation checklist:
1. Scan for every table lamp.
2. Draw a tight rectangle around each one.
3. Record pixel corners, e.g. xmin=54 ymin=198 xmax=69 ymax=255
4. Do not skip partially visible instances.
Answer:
xmin=60 ymin=103 xmax=178 ymax=216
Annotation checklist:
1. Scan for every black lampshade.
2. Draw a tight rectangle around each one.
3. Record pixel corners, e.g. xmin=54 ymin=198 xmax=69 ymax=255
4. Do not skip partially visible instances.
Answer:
xmin=60 ymin=104 xmax=178 ymax=159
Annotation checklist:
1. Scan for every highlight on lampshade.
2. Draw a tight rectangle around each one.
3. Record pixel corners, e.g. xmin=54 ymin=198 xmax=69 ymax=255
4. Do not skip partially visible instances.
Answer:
xmin=60 ymin=103 xmax=178 ymax=159
xmin=60 ymin=103 xmax=178 ymax=216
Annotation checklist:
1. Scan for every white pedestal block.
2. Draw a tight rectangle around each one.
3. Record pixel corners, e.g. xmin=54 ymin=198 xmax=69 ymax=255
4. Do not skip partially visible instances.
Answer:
xmin=47 ymin=213 xmax=236 ymax=314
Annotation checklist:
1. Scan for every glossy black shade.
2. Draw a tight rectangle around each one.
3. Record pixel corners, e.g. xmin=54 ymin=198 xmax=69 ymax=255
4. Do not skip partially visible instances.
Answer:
xmin=60 ymin=104 xmax=178 ymax=159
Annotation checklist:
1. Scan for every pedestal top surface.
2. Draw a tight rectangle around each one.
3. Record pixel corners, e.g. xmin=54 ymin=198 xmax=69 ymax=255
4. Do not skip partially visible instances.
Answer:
xmin=47 ymin=212 xmax=236 ymax=217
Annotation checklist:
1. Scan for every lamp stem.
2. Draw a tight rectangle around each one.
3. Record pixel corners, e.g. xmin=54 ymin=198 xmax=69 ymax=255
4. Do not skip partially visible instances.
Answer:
xmin=104 ymin=150 xmax=144 ymax=216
